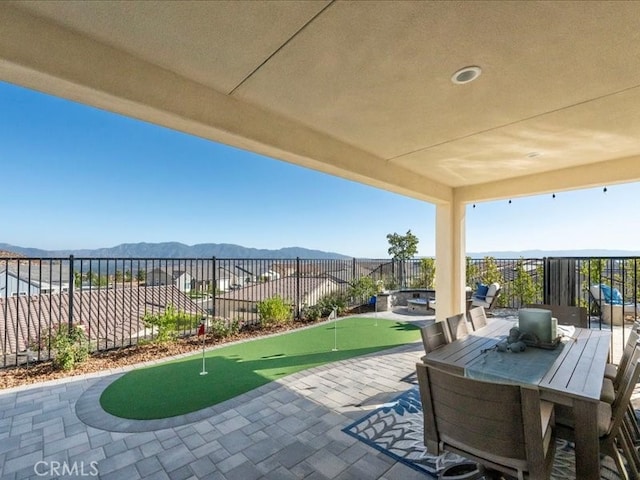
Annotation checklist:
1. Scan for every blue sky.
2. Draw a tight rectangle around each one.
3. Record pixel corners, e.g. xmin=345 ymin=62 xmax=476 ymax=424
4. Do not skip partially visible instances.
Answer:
xmin=1 ymin=81 xmax=639 ymax=258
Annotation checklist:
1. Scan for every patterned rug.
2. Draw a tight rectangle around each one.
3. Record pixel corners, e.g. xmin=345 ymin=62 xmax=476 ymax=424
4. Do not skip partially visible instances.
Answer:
xmin=342 ymin=387 xmax=623 ymax=479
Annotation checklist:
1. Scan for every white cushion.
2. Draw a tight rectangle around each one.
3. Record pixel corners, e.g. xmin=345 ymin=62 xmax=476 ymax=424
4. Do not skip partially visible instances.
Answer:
xmin=486 ymin=283 xmax=500 ymax=298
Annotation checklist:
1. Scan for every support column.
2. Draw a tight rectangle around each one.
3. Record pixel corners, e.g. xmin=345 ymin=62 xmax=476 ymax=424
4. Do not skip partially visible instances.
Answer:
xmin=434 ymin=200 xmax=466 ymax=322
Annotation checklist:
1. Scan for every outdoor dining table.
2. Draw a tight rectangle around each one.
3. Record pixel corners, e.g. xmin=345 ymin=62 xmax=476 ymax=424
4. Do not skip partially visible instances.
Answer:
xmin=422 ymin=317 xmax=611 ymax=480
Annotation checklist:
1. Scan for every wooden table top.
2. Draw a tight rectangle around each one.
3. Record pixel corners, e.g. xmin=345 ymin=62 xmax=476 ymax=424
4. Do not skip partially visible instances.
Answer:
xmin=423 ymin=318 xmax=611 ymax=403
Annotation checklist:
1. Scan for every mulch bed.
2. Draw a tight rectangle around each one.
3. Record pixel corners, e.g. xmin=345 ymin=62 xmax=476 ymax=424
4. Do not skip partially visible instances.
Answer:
xmin=0 ymin=318 xmax=324 ymax=390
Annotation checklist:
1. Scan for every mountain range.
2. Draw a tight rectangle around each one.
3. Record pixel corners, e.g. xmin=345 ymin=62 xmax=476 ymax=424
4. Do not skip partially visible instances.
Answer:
xmin=0 ymin=242 xmax=351 ymax=259
xmin=1 ymin=242 xmax=639 ymax=259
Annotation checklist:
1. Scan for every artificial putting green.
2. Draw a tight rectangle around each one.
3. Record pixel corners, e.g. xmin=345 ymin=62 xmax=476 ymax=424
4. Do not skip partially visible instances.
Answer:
xmin=100 ymin=317 xmax=420 ymax=420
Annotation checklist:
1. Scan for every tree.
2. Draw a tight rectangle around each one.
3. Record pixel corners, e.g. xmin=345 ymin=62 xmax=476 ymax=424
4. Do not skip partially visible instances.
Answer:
xmin=387 ymin=230 xmax=419 ymax=287
xmin=386 ymin=230 xmax=419 ymax=260
xmin=347 ymin=275 xmax=378 ymax=306
xmin=412 ymin=257 xmax=435 ymax=289
xmin=480 ymin=256 xmax=505 ymax=306
xmin=510 ymin=258 xmax=542 ymax=308
xmin=480 ymin=256 xmax=503 ymax=286
xmin=465 ymin=256 xmax=479 ymax=287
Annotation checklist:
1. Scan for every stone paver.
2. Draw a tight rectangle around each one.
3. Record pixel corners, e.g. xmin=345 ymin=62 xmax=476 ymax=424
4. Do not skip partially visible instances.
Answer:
xmin=0 ymin=311 xmax=432 ymax=479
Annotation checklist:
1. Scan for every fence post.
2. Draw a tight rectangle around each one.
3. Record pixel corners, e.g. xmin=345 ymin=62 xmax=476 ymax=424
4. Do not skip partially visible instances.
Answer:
xmin=296 ymin=257 xmax=300 ymax=320
xmin=352 ymin=257 xmax=356 ymax=282
xmin=391 ymin=259 xmax=395 ymax=287
xmin=212 ymin=256 xmax=216 ymax=318
xmin=68 ymin=255 xmax=74 ymax=330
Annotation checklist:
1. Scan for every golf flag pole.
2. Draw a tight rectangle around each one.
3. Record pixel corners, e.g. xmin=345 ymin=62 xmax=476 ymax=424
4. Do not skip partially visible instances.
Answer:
xmin=198 ymin=320 xmax=208 ymax=375
xmin=330 ymin=307 xmax=338 ymax=351
xmin=374 ymin=295 xmax=378 ymax=327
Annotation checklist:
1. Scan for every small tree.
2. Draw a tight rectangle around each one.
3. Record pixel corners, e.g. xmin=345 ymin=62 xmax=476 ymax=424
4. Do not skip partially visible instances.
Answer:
xmin=386 ymin=230 xmax=419 ymax=287
xmin=511 ymin=258 xmax=541 ymax=308
xmin=480 ymin=256 xmax=503 ymax=285
xmin=465 ymin=256 xmax=479 ymax=287
xmin=480 ymin=256 xmax=505 ymax=306
xmin=579 ymin=258 xmax=606 ymax=311
xmin=411 ymin=257 xmax=436 ymax=288
xmin=347 ymin=276 xmax=378 ymax=306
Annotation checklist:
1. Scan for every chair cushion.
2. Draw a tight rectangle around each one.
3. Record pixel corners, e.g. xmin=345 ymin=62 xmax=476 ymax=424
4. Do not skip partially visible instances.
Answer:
xmin=555 ymin=401 xmax=612 ymax=437
xmin=600 ymin=377 xmax=615 ymax=404
xmin=611 ymin=288 xmax=624 ymax=305
xmin=486 ymin=283 xmax=500 ymax=298
xmin=599 ymin=284 xmax=613 ymax=302
xmin=604 ymin=363 xmax=618 ymax=380
xmin=475 ymin=283 xmax=489 ymax=300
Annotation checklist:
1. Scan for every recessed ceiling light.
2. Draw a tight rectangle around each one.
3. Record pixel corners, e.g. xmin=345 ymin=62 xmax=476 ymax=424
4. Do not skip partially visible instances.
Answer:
xmin=451 ymin=66 xmax=482 ymax=85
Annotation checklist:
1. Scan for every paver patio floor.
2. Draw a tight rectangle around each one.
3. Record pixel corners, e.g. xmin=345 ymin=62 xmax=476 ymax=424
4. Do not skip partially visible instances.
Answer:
xmin=0 ymin=310 xmax=432 ymax=480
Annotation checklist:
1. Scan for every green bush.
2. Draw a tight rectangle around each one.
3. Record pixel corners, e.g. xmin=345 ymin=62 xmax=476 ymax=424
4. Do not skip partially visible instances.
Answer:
xmin=210 ymin=318 xmax=240 ymax=338
xmin=257 ymin=296 xmax=292 ymax=326
xmin=510 ymin=258 xmax=542 ymax=308
xmin=51 ymin=323 xmax=89 ymax=371
xmin=300 ymin=304 xmax=322 ymax=322
xmin=411 ymin=258 xmax=436 ymax=288
xmin=316 ymin=291 xmax=349 ymax=317
xmin=142 ymin=304 xmax=196 ymax=342
xmin=347 ymin=276 xmax=378 ymax=305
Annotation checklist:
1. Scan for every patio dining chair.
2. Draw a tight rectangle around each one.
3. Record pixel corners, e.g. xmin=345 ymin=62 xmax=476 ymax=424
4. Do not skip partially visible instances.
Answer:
xmin=599 ymin=329 xmax=640 ymax=450
xmin=416 ymin=362 xmax=556 ymax=480
xmin=445 ymin=313 xmax=469 ymax=341
xmin=468 ymin=306 xmax=488 ymax=331
xmin=555 ymin=350 xmax=640 ymax=480
xmin=600 ymin=329 xmax=639 ymax=404
xmin=420 ymin=321 xmax=450 ymax=355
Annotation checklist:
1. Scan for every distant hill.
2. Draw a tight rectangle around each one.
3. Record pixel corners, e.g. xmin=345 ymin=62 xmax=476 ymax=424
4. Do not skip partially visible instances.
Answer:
xmin=2 ymin=242 xmax=639 ymax=260
xmin=0 ymin=242 xmax=351 ymax=260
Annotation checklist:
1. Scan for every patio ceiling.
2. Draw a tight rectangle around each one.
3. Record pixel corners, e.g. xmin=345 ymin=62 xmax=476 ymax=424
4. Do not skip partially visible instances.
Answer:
xmin=2 ymin=1 xmax=640 ymax=204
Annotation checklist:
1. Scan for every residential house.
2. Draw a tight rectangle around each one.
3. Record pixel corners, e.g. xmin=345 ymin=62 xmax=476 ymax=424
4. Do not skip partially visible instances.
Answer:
xmin=0 ymin=285 xmax=204 ymax=356
xmin=0 ymin=264 xmax=69 ymax=298
xmin=145 ymin=268 xmax=192 ymax=293
xmin=210 ymin=276 xmax=341 ymax=324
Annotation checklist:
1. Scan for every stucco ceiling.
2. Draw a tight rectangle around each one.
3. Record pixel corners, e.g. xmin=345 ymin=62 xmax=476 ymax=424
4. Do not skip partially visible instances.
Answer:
xmin=3 ymin=0 xmax=640 ymax=204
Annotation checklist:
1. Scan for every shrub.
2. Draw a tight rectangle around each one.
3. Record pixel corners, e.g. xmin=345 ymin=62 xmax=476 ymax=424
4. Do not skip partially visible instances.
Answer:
xmin=257 ymin=296 xmax=292 ymax=326
xmin=51 ymin=323 xmax=89 ymax=371
xmin=210 ymin=318 xmax=240 ymax=338
xmin=143 ymin=304 xmax=196 ymax=342
xmin=316 ymin=291 xmax=349 ymax=317
xmin=411 ymin=258 xmax=436 ymax=289
xmin=347 ymin=276 xmax=378 ymax=305
xmin=300 ymin=304 xmax=322 ymax=322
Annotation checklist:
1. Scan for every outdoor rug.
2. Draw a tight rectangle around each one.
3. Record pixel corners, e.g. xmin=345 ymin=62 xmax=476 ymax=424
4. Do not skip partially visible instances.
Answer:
xmin=342 ymin=386 xmax=623 ymax=479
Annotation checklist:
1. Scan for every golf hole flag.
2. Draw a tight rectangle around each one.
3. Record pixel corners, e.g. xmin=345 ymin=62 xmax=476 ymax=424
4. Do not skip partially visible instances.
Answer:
xmin=198 ymin=321 xmax=207 ymax=375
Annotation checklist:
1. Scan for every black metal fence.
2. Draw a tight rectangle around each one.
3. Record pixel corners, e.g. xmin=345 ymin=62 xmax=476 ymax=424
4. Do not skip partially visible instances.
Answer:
xmin=1 ymin=255 xmax=638 ymax=367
